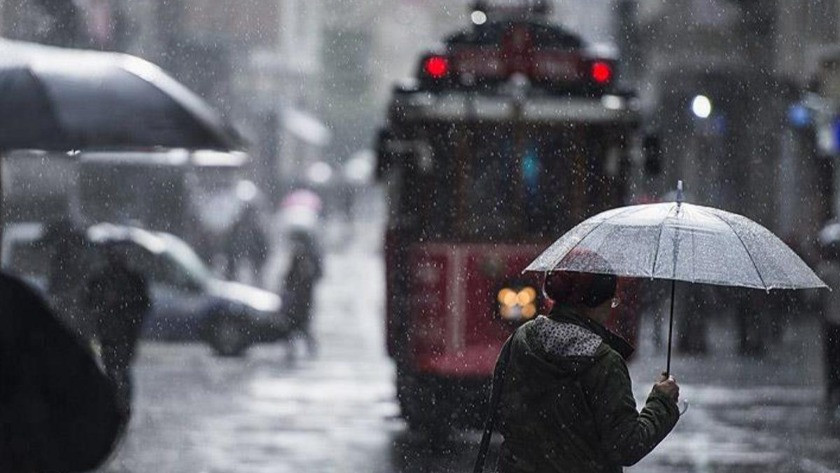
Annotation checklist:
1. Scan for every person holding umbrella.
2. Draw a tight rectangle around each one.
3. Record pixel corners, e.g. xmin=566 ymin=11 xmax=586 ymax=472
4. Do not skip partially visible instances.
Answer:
xmin=474 ymin=182 xmax=826 ymax=473
xmin=492 ymin=251 xmax=680 ymax=473
xmin=818 ymin=222 xmax=840 ymax=413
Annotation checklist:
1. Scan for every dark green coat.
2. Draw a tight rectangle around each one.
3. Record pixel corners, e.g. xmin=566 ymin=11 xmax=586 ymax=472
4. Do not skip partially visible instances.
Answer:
xmin=497 ymin=307 xmax=679 ymax=473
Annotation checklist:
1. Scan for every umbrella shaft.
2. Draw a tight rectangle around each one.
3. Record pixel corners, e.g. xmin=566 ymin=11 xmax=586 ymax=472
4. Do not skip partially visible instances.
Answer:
xmin=666 ymin=279 xmax=676 ymax=377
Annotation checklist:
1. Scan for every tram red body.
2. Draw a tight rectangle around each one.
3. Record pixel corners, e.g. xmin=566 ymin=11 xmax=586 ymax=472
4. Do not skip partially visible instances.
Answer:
xmin=377 ymin=4 xmax=643 ymax=430
xmin=385 ymin=235 xmax=640 ymax=378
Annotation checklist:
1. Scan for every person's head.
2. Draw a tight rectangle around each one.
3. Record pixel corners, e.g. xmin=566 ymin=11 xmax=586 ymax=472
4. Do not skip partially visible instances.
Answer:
xmin=819 ymin=222 xmax=840 ymax=261
xmin=543 ymin=251 xmax=617 ymax=323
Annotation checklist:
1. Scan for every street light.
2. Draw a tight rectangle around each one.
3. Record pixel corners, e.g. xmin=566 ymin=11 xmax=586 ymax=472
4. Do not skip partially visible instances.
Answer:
xmin=691 ymin=95 xmax=712 ymax=119
xmin=471 ymin=9 xmax=487 ymax=25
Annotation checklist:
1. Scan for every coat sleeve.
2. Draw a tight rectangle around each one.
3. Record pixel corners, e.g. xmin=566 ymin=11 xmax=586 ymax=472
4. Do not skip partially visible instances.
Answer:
xmin=579 ymin=348 xmax=679 ymax=466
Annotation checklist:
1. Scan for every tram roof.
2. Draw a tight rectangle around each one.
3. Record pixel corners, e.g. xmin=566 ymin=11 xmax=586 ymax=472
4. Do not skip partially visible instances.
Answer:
xmin=445 ymin=19 xmax=584 ymax=50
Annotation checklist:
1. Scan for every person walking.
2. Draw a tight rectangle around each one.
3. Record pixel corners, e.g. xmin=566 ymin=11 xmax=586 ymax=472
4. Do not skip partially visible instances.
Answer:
xmin=43 ymin=218 xmax=93 ymax=339
xmin=733 ymin=288 xmax=768 ymax=357
xmin=494 ymin=268 xmax=680 ymax=473
xmin=224 ymin=205 xmax=269 ymax=284
xmin=281 ymin=230 xmax=323 ymax=358
xmin=86 ymin=244 xmax=150 ymax=416
xmin=675 ymin=285 xmax=713 ymax=355
xmin=818 ymin=224 xmax=840 ymax=413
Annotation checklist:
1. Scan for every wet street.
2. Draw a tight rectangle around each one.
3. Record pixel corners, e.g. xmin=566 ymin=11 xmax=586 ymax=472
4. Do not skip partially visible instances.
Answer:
xmin=7 ymin=1 xmax=840 ymax=472
xmin=100 ymin=223 xmax=840 ymax=473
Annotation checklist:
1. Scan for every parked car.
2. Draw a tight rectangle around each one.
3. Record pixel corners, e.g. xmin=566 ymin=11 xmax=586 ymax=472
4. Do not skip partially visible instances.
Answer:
xmin=2 ymin=222 xmax=288 ymax=356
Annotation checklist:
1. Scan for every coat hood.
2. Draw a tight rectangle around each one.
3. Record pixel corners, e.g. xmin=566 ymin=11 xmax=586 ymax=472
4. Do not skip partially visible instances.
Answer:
xmin=517 ymin=315 xmax=603 ymax=379
xmin=514 ymin=307 xmax=634 ymax=380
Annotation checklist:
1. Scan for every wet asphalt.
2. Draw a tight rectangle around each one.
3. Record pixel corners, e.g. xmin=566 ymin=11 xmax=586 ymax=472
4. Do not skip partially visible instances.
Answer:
xmin=98 ymin=229 xmax=840 ymax=473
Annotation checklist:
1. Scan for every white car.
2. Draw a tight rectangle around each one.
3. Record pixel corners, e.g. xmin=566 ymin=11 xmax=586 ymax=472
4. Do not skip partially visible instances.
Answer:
xmin=2 ymin=222 xmax=289 ymax=356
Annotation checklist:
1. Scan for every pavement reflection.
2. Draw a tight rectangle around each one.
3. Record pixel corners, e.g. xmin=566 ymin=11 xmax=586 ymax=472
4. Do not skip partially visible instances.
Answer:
xmin=97 ymin=248 xmax=840 ymax=473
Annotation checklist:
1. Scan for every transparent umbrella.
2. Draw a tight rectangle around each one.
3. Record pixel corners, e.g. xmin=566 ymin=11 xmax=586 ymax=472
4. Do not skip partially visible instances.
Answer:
xmin=524 ymin=182 xmax=827 ymax=374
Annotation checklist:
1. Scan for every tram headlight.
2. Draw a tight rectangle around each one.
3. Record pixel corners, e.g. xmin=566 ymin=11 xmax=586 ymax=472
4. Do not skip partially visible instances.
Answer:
xmin=497 ymin=286 xmax=538 ymax=322
xmin=516 ymin=287 xmax=536 ymax=305
xmin=498 ymin=288 xmax=517 ymax=306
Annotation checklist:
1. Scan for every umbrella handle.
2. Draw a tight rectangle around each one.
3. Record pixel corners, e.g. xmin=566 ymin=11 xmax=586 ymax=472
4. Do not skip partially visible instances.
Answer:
xmin=665 ymin=279 xmax=676 ymax=377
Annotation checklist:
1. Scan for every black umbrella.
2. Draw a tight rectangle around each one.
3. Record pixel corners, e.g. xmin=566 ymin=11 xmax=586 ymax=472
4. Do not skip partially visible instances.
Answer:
xmin=0 ymin=272 xmax=125 ymax=472
xmin=0 ymin=39 xmax=242 ymax=152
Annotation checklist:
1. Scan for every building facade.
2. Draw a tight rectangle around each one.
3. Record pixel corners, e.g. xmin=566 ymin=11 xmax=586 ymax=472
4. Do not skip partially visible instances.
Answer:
xmin=622 ymin=0 xmax=840 ymax=258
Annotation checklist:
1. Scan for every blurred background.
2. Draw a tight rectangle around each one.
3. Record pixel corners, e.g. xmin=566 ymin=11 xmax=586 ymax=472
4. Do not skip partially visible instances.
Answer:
xmin=2 ymin=0 xmax=840 ymax=472
xmin=3 ymin=0 xmax=840 ymax=259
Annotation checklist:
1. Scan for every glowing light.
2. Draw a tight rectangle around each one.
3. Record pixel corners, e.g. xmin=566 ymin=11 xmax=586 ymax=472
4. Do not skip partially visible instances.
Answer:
xmin=522 ymin=304 xmax=537 ymax=319
xmin=236 ymin=180 xmax=258 ymax=202
xmin=423 ymin=56 xmax=449 ymax=79
xmin=498 ymin=288 xmax=516 ymax=305
xmin=307 ymin=161 xmax=333 ymax=185
xmin=517 ymin=287 xmax=536 ymax=305
xmin=591 ymin=61 xmax=612 ymax=84
xmin=601 ymin=95 xmax=622 ymax=110
xmin=471 ymin=10 xmax=487 ymax=25
xmin=499 ymin=286 xmax=539 ymax=321
xmin=691 ymin=95 xmax=712 ymax=119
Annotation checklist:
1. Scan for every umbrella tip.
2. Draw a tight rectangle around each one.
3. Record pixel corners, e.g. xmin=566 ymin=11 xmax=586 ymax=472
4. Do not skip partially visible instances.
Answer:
xmin=676 ymin=180 xmax=684 ymax=205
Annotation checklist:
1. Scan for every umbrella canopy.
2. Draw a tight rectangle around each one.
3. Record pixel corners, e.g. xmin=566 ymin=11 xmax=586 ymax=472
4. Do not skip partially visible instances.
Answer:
xmin=525 ymin=201 xmax=826 ymax=291
xmin=525 ymin=194 xmax=826 ymax=376
xmin=0 ymin=39 xmax=241 ymax=152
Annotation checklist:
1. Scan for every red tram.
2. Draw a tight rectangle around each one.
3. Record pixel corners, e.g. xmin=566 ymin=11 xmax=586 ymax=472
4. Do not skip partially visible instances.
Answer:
xmin=376 ymin=3 xmax=644 ymax=430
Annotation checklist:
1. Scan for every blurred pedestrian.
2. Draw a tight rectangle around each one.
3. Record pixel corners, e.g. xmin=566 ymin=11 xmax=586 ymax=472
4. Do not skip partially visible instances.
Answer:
xmin=86 ymin=244 xmax=150 ymax=415
xmin=765 ymin=236 xmax=807 ymax=343
xmin=637 ymin=281 xmax=667 ymax=350
xmin=734 ymin=289 xmax=768 ymax=357
xmin=1 ymin=272 xmax=125 ymax=472
xmin=818 ymin=223 xmax=840 ymax=412
xmin=281 ymin=230 xmax=323 ymax=358
xmin=675 ymin=285 xmax=713 ymax=355
xmin=225 ymin=205 xmax=269 ymax=284
xmin=491 ymin=266 xmax=680 ymax=472
xmin=43 ymin=218 xmax=93 ymax=339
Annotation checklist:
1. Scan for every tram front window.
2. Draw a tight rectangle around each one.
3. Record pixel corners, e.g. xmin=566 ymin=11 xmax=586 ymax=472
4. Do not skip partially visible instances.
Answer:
xmin=460 ymin=130 xmax=554 ymax=240
xmin=436 ymin=125 xmax=597 ymax=242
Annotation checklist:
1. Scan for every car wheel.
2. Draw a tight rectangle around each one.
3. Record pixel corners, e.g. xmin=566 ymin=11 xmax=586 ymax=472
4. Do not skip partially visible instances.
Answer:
xmin=208 ymin=316 xmax=249 ymax=357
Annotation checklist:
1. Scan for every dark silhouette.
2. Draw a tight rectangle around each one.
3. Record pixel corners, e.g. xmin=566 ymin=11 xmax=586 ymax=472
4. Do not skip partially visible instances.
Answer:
xmin=225 ymin=206 xmax=269 ymax=283
xmin=86 ymin=244 xmax=151 ymax=415
xmin=281 ymin=230 xmax=323 ymax=357
xmin=0 ymin=271 xmax=124 ymax=472
xmin=488 ymin=264 xmax=679 ymax=473
xmin=675 ymin=285 xmax=713 ymax=355
xmin=734 ymin=289 xmax=768 ymax=357
xmin=43 ymin=219 xmax=93 ymax=339
xmin=34 ymin=0 xmax=83 ymax=47
xmin=818 ymin=228 xmax=840 ymax=411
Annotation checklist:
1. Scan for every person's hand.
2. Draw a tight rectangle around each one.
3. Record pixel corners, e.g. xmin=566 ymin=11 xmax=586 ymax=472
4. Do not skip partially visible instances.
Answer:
xmin=653 ymin=372 xmax=679 ymax=403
